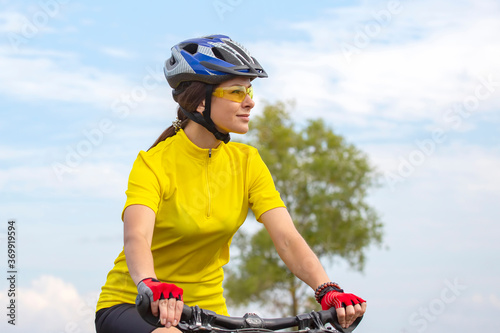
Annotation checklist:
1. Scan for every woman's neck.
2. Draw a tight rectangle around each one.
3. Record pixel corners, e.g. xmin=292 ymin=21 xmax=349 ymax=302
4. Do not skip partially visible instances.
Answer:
xmin=183 ymin=121 xmax=222 ymax=149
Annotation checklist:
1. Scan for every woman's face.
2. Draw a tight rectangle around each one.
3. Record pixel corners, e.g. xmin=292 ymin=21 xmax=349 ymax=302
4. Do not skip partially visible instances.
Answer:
xmin=208 ymin=77 xmax=255 ymax=135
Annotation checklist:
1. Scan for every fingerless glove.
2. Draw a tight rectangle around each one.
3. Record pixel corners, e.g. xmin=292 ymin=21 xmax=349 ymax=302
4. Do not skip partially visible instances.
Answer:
xmin=320 ymin=290 xmax=366 ymax=310
xmin=137 ymin=278 xmax=183 ymax=303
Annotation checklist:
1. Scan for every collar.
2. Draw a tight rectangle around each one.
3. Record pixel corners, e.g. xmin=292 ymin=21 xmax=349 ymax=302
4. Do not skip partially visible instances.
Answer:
xmin=175 ymin=129 xmax=224 ymax=161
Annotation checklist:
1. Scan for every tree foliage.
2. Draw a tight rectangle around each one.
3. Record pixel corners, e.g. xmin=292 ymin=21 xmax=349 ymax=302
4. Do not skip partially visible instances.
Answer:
xmin=224 ymin=101 xmax=383 ymax=316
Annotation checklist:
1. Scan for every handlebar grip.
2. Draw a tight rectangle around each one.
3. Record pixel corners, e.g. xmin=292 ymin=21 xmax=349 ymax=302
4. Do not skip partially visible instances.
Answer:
xmin=135 ymin=293 xmax=191 ymax=327
xmin=322 ymin=309 xmax=363 ymax=333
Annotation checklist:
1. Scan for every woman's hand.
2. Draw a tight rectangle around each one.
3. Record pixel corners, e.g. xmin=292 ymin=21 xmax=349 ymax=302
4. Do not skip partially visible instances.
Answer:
xmin=321 ymin=291 xmax=366 ymax=329
xmin=137 ymin=278 xmax=184 ymax=328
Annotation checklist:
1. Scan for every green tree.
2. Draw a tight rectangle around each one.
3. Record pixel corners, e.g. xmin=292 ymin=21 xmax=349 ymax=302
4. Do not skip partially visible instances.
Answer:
xmin=224 ymin=101 xmax=383 ymax=316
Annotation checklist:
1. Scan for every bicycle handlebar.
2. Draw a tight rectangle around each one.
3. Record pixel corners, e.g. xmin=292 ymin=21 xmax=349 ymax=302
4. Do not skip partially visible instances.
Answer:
xmin=135 ymin=293 xmax=362 ymax=333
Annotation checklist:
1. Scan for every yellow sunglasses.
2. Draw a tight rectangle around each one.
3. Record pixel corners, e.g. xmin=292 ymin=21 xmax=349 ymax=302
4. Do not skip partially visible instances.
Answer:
xmin=212 ymin=85 xmax=254 ymax=103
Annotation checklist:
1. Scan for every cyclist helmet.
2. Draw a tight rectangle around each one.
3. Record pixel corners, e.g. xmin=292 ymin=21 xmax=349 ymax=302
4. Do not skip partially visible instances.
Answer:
xmin=163 ymin=34 xmax=268 ymax=143
xmin=164 ymin=34 xmax=267 ymax=89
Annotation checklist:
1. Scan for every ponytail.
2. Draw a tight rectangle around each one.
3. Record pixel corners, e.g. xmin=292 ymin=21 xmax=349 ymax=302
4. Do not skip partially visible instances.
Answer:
xmin=149 ymin=81 xmax=207 ymax=150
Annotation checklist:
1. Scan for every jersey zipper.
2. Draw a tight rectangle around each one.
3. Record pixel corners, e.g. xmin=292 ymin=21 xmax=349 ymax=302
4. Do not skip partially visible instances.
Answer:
xmin=206 ymin=148 xmax=212 ymax=217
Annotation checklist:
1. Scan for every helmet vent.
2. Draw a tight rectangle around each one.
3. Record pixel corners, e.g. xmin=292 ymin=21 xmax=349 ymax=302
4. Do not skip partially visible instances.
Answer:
xmin=212 ymin=47 xmax=239 ymax=64
xmin=182 ymin=43 xmax=199 ymax=55
xmin=212 ymin=47 xmax=225 ymax=60
xmin=225 ymin=41 xmax=252 ymax=63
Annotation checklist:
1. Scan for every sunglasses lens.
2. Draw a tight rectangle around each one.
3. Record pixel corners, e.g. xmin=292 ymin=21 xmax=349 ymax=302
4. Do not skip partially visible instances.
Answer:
xmin=214 ymin=86 xmax=253 ymax=102
xmin=228 ymin=87 xmax=247 ymax=102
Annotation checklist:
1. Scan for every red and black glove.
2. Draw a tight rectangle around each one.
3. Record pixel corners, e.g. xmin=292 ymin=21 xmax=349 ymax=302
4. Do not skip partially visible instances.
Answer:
xmin=315 ymin=282 xmax=365 ymax=310
xmin=137 ymin=278 xmax=183 ymax=303
xmin=320 ymin=290 xmax=366 ymax=310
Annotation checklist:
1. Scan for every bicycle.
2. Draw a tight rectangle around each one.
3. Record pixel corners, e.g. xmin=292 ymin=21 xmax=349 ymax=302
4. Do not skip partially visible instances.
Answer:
xmin=136 ymin=293 xmax=363 ymax=333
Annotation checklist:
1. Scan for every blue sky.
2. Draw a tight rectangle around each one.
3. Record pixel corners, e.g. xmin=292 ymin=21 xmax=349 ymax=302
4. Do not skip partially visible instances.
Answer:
xmin=1 ymin=0 xmax=500 ymax=332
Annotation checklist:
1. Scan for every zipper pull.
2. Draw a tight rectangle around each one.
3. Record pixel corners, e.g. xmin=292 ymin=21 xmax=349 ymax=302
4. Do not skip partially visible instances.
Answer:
xmin=209 ymin=148 xmax=212 ymax=158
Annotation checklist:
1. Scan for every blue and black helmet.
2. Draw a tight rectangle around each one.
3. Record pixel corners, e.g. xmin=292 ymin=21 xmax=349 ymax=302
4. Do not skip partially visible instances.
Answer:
xmin=164 ymin=34 xmax=268 ymax=89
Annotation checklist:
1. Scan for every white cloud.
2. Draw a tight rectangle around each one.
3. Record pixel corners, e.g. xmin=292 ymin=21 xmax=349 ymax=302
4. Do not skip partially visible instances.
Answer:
xmin=362 ymin=143 xmax=500 ymax=266
xmin=489 ymin=294 xmax=500 ymax=309
xmin=0 ymin=49 xmax=123 ymax=107
xmin=0 ymin=12 xmax=27 ymax=33
xmin=363 ymin=139 xmax=500 ymax=213
xmin=0 ymin=45 xmax=167 ymax=113
xmin=249 ymin=0 xmax=500 ymax=132
xmin=101 ymin=47 xmax=136 ymax=59
xmin=0 ymin=160 xmax=130 ymax=200
xmin=0 ymin=275 xmax=98 ymax=333
xmin=0 ymin=145 xmax=43 ymax=162
xmin=0 ymin=6 xmax=62 ymax=43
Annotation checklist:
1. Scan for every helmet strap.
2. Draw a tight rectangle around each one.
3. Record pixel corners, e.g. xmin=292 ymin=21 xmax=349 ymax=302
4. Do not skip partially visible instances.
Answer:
xmin=179 ymin=85 xmax=231 ymax=144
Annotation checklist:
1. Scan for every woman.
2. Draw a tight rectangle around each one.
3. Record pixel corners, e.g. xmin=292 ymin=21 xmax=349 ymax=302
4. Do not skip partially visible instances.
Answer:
xmin=95 ymin=34 xmax=366 ymax=333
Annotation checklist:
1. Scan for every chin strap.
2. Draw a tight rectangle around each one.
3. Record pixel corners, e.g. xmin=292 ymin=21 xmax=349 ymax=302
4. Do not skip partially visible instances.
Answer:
xmin=180 ymin=85 xmax=231 ymax=144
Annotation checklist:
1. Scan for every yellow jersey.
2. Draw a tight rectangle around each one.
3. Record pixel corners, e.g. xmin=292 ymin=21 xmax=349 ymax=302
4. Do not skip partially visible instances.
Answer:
xmin=96 ymin=129 xmax=285 ymax=315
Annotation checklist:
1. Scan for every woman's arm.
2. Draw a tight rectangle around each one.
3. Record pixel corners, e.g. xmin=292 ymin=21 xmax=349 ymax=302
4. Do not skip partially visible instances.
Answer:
xmin=260 ymin=207 xmax=329 ymax=289
xmin=123 ymin=204 xmax=183 ymax=328
xmin=260 ymin=207 xmax=366 ymax=329
xmin=123 ymin=204 xmax=157 ymax=284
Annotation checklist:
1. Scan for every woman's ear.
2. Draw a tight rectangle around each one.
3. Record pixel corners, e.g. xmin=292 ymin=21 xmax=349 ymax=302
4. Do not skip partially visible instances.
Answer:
xmin=196 ymin=100 xmax=205 ymax=113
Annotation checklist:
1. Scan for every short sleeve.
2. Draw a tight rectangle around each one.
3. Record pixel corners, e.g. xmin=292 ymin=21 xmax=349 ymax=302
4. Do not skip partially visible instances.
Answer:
xmin=247 ymin=150 xmax=286 ymax=221
xmin=122 ymin=151 xmax=163 ymax=220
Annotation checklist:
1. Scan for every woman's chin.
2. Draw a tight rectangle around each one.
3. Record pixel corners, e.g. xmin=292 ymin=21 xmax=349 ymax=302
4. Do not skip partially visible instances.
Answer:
xmin=232 ymin=128 xmax=249 ymax=135
xmin=217 ymin=126 xmax=249 ymax=136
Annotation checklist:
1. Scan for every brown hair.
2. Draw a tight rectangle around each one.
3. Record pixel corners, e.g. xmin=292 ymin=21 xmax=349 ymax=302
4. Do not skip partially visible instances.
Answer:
xmin=149 ymin=81 xmax=207 ymax=150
